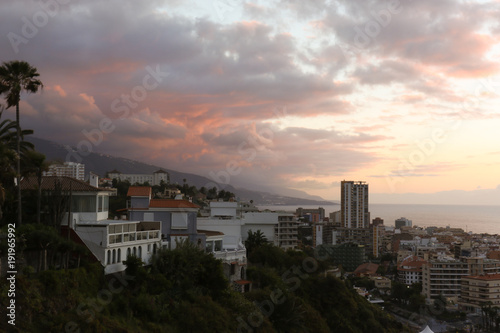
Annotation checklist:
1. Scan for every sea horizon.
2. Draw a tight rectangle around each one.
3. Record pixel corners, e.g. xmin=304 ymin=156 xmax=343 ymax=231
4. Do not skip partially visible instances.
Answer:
xmin=257 ymin=203 xmax=500 ymax=235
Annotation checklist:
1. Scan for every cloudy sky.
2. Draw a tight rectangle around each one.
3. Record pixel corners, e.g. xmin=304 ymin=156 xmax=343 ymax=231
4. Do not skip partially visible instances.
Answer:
xmin=1 ymin=0 xmax=500 ymax=203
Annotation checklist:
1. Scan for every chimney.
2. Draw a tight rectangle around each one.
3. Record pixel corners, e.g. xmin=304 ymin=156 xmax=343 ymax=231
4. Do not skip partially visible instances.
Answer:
xmin=90 ymin=172 xmax=99 ymax=187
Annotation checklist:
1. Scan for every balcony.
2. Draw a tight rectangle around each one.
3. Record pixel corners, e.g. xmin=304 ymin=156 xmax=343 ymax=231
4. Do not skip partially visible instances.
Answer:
xmin=109 ymin=230 xmax=160 ymax=245
xmin=213 ymin=249 xmax=247 ymax=264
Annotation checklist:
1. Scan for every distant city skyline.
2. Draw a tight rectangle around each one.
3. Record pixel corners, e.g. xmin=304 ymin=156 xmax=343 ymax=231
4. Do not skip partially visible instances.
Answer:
xmin=1 ymin=1 xmax=499 ymax=204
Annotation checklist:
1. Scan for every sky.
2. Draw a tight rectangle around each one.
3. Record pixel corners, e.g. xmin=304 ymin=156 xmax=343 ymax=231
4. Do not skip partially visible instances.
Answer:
xmin=1 ymin=0 xmax=500 ymax=204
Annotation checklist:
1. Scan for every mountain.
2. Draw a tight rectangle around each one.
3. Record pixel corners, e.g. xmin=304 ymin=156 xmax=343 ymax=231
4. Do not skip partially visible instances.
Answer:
xmin=28 ymin=137 xmax=335 ymax=206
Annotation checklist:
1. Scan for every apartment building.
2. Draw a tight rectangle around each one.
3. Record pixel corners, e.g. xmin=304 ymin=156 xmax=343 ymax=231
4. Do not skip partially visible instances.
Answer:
xmin=274 ymin=214 xmax=299 ymax=250
xmin=422 ymin=256 xmax=500 ymax=300
xmin=398 ymin=255 xmax=427 ymax=285
xmin=44 ymin=162 xmax=85 ymax=180
xmin=459 ymin=274 xmax=500 ymax=314
xmin=108 ymin=169 xmax=170 ymax=186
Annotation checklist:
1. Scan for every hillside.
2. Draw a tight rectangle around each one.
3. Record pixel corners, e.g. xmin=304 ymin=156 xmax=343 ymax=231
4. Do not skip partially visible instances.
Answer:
xmin=1 ymin=243 xmax=406 ymax=333
xmin=28 ymin=137 xmax=335 ymax=206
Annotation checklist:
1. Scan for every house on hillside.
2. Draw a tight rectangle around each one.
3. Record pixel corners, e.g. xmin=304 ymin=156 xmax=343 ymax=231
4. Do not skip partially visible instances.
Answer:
xmin=126 ymin=186 xmax=206 ymax=249
xmin=21 ymin=176 xmax=162 ymax=275
xmin=198 ymin=229 xmax=250 ymax=293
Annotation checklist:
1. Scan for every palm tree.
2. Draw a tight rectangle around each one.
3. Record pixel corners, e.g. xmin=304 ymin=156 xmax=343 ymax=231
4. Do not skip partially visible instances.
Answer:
xmin=23 ymin=150 xmax=49 ymax=224
xmin=0 ymin=106 xmax=16 ymax=221
xmin=0 ymin=60 xmax=43 ymax=226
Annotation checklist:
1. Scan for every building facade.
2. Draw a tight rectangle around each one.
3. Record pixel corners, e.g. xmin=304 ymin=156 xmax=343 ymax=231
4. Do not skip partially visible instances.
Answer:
xmin=274 ymin=214 xmax=299 ymax=250
xmin=341 ymin=181 xmax=369 ymax=229
xmin=398 ymin=255 xmax=427 ymax=285
xmin=422 ymin=256 xmax=500 ymax=300
xmin=395 ymin=217 xmax=412 ymax=229
xmin=108 ymin=169 xmax=170 ymax=186
xmin=459 ymin=274 xmax=500 ymax=314
xmin=44 ymin=162 xmax=85 ymax=180
xmin=21 ymin=176 xmax=160 ymax=275
xmin=127 ymin=186 xmax=205 ymax=249
xmin=338 ymin=181 xmax=371 ymax=249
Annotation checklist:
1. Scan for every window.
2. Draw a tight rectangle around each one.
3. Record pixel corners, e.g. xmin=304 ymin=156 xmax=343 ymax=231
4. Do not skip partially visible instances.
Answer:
xmin=172 ymin=213 xmax=188 ymax=229
xmin=117 ymin=249 xmax=121 ymax=262
xmin=98 ymin=195 xmax=109 ymax=212
xmin=127 ymin=248 xmax=131 ymax=257
xmin=133 ymin=247 xmax=137 ymax=256
xmin=205 ymin=241 xmax=213 ymax=253
xmin=138 ymin=246 xmax=142 ymax=259
xmin=112 ymin=249 xmax=116 ymax=264
xmin=71 ymin=195 xmax=97 ymax=212
xmin=107 ymin=250 xmax=111 ymax=265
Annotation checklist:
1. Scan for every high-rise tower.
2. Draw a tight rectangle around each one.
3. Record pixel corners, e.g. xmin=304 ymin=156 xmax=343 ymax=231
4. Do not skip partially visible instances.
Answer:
xmin=340 ymin=180 xmax=369 ymax=229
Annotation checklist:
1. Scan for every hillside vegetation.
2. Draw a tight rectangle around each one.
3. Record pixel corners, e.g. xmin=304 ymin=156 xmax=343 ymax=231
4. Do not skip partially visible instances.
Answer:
xmin=1 ymin=239 xmax=407 ymax=333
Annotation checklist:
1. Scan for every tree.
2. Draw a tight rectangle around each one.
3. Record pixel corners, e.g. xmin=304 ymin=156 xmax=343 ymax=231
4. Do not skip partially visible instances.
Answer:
xmin=0 ymin=107 xmax=17 ymax=222
xmin=0 ymin=60 xmax=43 ymax=226
xmin=245 ymin=229 xmax=267 ymax=256
xmin=23 ymin=150 xmax=49 ymax=224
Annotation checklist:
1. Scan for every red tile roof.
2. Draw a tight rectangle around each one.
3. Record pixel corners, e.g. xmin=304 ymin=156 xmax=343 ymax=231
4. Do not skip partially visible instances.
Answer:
xmin=127 ymin=186 xmax=152 ymax=197
xmin=20 ymin=176 xmax=101 ymax=192
xmin=398 ymin=256 xmax=427 ymax=272
xmin=353 ymin=263 xmax=379 ymax=276
xmin=149 ymin=199 xmax=199 ymax=209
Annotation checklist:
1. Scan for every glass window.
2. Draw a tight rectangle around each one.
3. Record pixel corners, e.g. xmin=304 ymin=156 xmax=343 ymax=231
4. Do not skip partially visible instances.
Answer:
xmin=103 ymin=195 xmax=109 ymax=211
xmin=205 ymin=241 xmax=213 ymax=253
xmin=214 ymin=240 xmax=222 ymax=251
xmin=71 ymin=195 xmax=97 ymax=212
xmin=117 ymin=249 xmax=121 ymax=262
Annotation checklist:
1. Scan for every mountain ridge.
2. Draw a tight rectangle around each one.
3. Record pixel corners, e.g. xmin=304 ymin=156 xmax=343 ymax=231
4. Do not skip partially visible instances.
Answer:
xmin=28 ymin=136 xmax=336 ymax=206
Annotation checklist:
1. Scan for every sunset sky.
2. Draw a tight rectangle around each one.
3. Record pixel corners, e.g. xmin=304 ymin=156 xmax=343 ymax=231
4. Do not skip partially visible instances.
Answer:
xmin=1 ymin=0 xmax=500 ymax=204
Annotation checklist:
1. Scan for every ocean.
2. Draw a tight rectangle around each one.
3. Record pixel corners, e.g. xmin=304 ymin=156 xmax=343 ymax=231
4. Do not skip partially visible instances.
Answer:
xmin=256 ymin=203 xmax=500 ymax=235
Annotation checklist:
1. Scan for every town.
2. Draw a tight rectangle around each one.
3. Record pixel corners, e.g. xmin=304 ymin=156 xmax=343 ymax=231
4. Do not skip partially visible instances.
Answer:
xmin=1 ymin=159 xmax=499 ymax=332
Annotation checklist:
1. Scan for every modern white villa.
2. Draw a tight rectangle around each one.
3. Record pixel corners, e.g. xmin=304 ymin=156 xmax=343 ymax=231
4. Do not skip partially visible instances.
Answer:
xmin=21 ymin=176 xmax=162 ymax=275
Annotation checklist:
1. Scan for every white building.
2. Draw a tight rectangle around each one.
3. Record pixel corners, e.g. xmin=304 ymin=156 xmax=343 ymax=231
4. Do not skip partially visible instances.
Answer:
xmin=44 ymin=162 xmax=85 ymax=180
xmin=199 ymin=229 xmax=250 ymax=292
xmin=21 ymin=176 xmax=161 ymax=275
xmin=76 ymin=220 xmax=161 ymax=275
xmin=197 ymin=201 xmax=298 ymax=250
xmin=398 ymin=255 xmax=427 ymax=285
xmin=108 ymin=169 xmax=169 ymax=186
